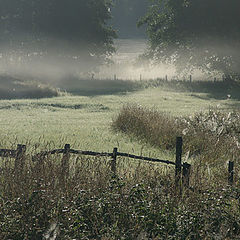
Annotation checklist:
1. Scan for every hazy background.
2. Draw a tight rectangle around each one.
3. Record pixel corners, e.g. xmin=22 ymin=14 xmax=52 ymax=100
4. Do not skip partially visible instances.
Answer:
xmin=0 ymin=0 xmax=239 ymax=88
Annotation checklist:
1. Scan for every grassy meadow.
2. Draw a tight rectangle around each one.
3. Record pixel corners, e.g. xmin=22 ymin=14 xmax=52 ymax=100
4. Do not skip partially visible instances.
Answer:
xmin=0 ymin=78 xmax=239 ymax=153
xmin=1 ymin=77 xmax=240 ymax=239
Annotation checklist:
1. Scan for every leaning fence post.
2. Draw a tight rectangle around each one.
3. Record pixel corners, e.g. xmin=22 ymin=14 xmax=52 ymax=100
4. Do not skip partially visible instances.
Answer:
xmin=228 ymin=161 xmax=234 ymax=185
xmin=14 ymin=144 xmax=26 ymax=174
xmin=175 ymin=137 xmax=183 ymax=191
xmin=61 ymin=144 xmax=70 ymax=179
xmin=183 ymin=162 xmax=191 ymax=188
xmin=111 ymin=148 xmax=118 ymax=176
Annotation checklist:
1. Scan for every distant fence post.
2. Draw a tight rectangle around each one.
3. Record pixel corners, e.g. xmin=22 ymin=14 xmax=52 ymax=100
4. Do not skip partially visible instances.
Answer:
xmin=175 ymin=137 xmax=183 ymax=191
xmin=14 ymin=144 xmax=26 ymax=174
xmin=165 ymin=75 xmax=168 ymax=82
xmin=222 ymin=74 xmax=225 ymax=82
xmin=189 ymin=75 xmax=192 ymax=82
xmin=182 ymin=162 xmax=191 ymax=188
xmin=228 ymin=161 xmax=234 ymax=185
xmin=111 ymin=148 xmax=118 ymax=176
xmin=61 ymin=144 xmax=70 ymax=180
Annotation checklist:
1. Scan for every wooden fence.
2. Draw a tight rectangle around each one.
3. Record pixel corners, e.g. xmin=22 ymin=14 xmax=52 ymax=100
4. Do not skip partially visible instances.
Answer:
xmin=111 ymin=73 xmax=228 ymax=82
xmin=0 ymin=137 xmax=235 ymax=190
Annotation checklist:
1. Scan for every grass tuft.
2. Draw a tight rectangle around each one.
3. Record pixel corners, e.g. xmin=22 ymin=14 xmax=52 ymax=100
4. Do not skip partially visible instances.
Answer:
xmin=112 ymin=105 xmax=240 ymax=165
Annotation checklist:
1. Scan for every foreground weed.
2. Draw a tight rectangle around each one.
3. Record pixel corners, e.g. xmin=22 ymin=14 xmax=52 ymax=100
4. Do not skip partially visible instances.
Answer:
xmin=1 ymin=153 xmax=240 ymax=239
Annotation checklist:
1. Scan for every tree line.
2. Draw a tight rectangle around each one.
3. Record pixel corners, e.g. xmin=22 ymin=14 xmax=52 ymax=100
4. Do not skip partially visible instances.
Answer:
xmin=0 ymin=0 xmax=116 ymax=62
xmin=0 ymin=0 xmax=239 ymax=78
xmin=140 ymin=0 xmax=240 ymax=80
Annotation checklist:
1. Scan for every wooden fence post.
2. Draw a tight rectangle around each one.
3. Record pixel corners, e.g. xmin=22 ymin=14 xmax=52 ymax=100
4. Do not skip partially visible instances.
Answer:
xmin=111 ymin=148 xmax=118 ymax=176
xmin=182 ymin=162 xmax=191 ymax=188
xmin=14 ymin=144 xmax=26 ymax=174
xmin=189 ymin=75 xmax=192 ymax=82
xmin=165 ymin=75 xmax=168 ymax=82
xmin=228 ymin=161 xmax=234 ymax=185
xmin=61 ymin=144 xmax=70 ymax=179
xmin=175 ymin=137 xmax=183 ymax=191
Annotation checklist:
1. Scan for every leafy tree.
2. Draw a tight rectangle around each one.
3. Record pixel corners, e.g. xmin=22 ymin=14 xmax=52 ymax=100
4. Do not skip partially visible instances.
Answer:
xmin=0 ymin=0 xmax=116 ymax=63
xmin=139 ymin=0 xmax=240 ymax=80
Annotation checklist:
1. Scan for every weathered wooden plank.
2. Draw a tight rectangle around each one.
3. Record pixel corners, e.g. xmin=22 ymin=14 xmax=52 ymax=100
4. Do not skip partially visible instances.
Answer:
xmin=183 ymin=162 xmax=191 ymax=188
xmin=175 ymin=137 xmax=182 ymax=190
xmin=228 ymin=161 xmax=234 ymax=185
xmin=118 ymin=152 xmax=175 ymax=165
xmin=61 ymin=144 xmax=70 ymax=179
xmin=111 ymin=148 xmax=117 ymax=175
xmin=14 ymin=145 xmax=26 ymax=173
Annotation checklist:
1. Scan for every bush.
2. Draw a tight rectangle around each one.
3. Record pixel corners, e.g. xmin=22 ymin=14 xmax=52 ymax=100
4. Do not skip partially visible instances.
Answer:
xmin=0 ymin=75 xmax=62 ymax=99
xmin=112 ymin=104 xmax=181 ymax=150
xmin=112 ymin=105 xmax=240 ymax=164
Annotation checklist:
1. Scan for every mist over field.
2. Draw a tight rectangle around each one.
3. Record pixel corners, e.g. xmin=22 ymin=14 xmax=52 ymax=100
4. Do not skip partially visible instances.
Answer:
xmin=1 ymin=1 xmax=240 ymax=239
xmin=0 ymin=0 xmax=177 ymax=88
xmin=0 ymin=39 xmax=101 ymax=81
xmin=0 ymin=38 xmax=178 ymax=87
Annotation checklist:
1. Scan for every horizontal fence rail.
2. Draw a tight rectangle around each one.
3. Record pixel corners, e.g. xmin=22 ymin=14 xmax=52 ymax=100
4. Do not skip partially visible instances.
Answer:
xmin=32 ymin=149 xmax=113 ymax=162
xmin=117 ymin=152 xmax=176 ymax=165
xmin=32 ymin=148 xmax=176 ymax=166
xmin=0 ymin=137 xmax=236 ymax=192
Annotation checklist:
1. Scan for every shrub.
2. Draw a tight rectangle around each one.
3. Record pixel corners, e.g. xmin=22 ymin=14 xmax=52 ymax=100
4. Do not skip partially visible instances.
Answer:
xmin=112 ymin=104 xmax=181 ymax=150
xmin=112 ymin=105 xmax=240 ymax=165
xmin=0 ymin=75 xmax=63 ymax=99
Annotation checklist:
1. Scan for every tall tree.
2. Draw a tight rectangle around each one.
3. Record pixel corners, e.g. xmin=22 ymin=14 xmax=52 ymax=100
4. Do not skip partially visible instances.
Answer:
xmin=139 ymin=0 xmax=240 ymax=80
xmin=0 ymin=0 xmax=116 ymax=62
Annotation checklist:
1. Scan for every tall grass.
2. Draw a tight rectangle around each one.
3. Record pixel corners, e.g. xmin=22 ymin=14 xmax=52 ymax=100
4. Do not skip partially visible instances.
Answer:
xmin=1 ymin=151 xmax=240 ymax=239
xmin=1 ymin=79 xmax=240 ymax=238
xmin=112 ymin=105 xmax=180 ymax=150
xmin=112 ymin=105 xmax=240 ymax=166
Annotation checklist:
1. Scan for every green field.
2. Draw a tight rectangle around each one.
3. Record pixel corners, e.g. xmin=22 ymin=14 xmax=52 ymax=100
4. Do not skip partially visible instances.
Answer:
xmin=0 ymin=79 xmax=239 ymax=158
xmin=1 ymin=79 xmax=240 ymax=239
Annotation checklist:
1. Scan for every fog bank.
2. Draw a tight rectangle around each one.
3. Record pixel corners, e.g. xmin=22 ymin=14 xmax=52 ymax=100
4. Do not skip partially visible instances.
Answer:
xmin=0 ymin=38 xmax=224 ymax=85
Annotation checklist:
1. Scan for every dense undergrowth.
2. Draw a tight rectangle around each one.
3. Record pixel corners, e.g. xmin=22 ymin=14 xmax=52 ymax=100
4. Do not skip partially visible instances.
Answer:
xmin=1 ymin=154 xmax=240 ymax=239
xmin=112 ymin=105 xmax=240 ymax=166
